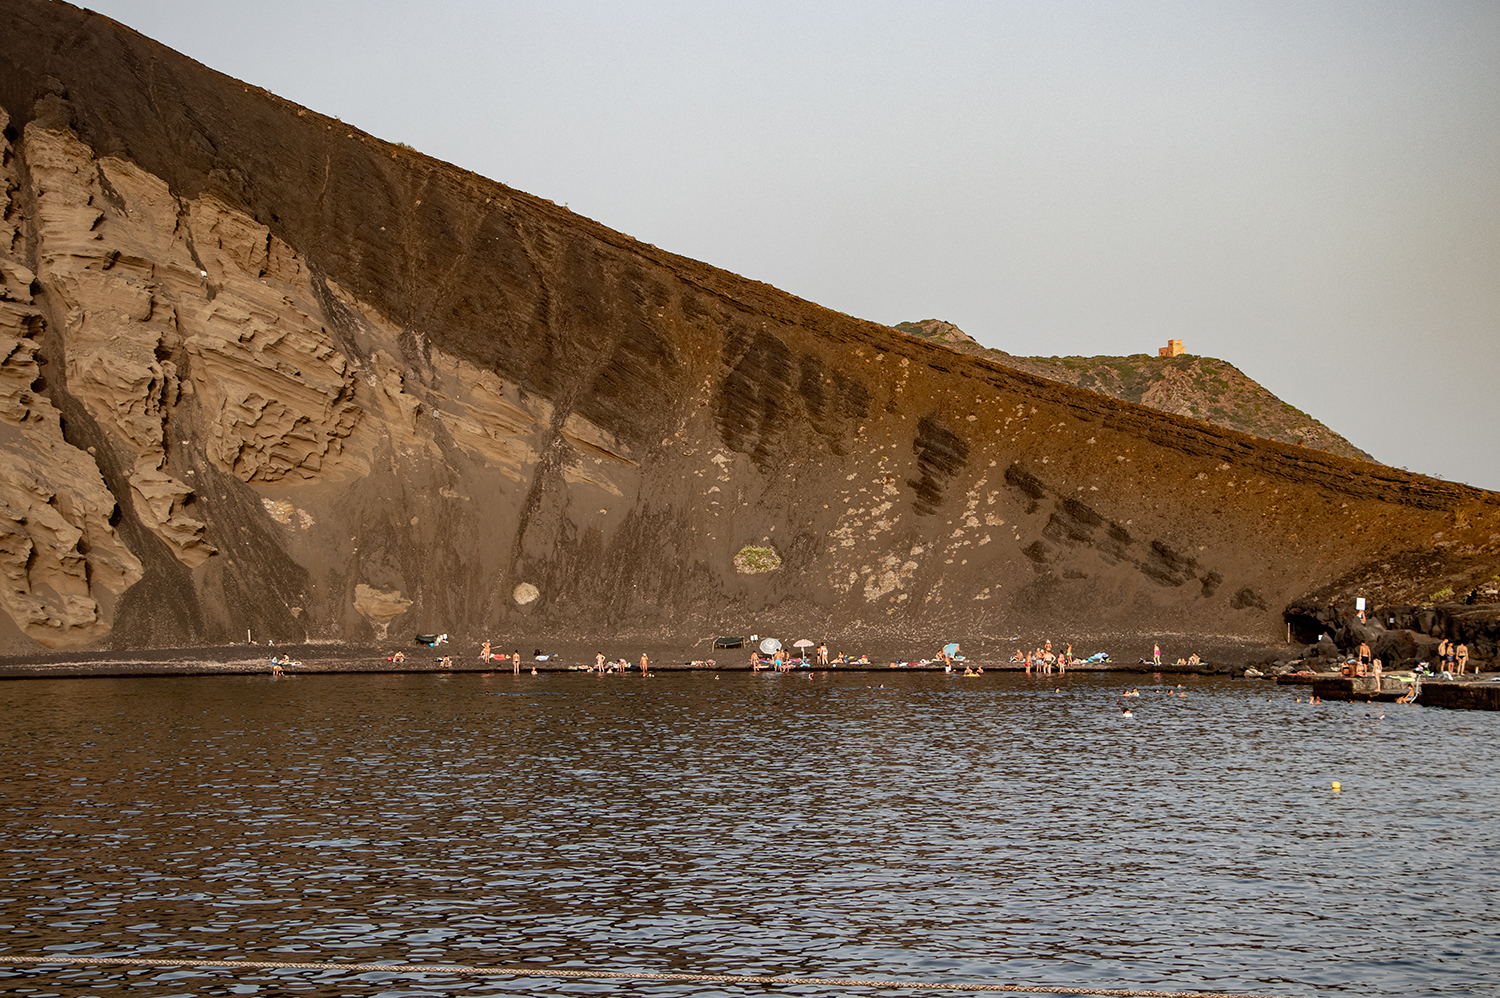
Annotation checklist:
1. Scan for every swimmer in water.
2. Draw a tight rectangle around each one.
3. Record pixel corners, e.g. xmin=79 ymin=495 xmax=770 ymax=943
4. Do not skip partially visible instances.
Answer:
xmin=1121 ymin=708 xmax=1133 ymax=717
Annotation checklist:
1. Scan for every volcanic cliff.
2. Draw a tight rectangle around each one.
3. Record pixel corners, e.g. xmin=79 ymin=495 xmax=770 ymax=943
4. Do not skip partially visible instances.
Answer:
xmin=0 ymin=0 xmax=1497 ymax=657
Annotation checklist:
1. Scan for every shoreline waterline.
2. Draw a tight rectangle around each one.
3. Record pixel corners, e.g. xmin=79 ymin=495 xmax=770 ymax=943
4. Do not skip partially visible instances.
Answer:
xmin=0 ymin=637 xmax=1286 ymax=680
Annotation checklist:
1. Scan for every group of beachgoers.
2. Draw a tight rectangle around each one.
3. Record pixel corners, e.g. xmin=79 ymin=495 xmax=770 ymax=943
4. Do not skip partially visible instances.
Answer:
xmin=1012 ymin=639 xmax=1073 ymax=674
xmin=1117 ymin=682 xmax=1192 ymax=716
xmin=748 ymin=641 xmax=986 ymax=672
xmin=268 ymin=654 xmax=302 ymax=676
xmin=583 ymin=651 xmax=654 ymax=675
xmin=751 ymin=643 xmax=881 ymax=671
xmin=1437 ymin=638 xmax=1471 ymax=676
xmin=347 ymin=637 xmax=1232 ymax=678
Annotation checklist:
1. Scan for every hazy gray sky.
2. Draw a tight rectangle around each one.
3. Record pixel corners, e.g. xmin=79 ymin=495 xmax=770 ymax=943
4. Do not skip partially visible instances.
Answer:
xmin=84 ymin=1 xmax=1500 ymax=491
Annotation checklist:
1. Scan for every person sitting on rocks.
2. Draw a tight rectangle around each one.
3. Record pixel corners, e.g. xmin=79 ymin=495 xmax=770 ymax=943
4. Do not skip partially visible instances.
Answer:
xmin=1187 ymin=653 xmax=1201 ymax=666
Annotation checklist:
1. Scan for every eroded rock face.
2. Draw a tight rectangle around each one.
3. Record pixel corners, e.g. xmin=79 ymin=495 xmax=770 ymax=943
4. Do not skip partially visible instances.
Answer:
xmin=185 ymin=196 xmax=364 ymax=483
xmin=353 ymin=583 xmax=412 ymax=639
xmin=0 ymin=109 xmax=144 ymax=645
xmin=24 ymin=119 xmax=367 ymax=533
xmin=24 ymin=124 xmax=210 ymax=567
xmin=0 ymin=90 xmax=644 ymax=647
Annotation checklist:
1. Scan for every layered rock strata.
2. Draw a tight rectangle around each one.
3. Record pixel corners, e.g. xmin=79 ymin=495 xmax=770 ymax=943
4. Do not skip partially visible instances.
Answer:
xmin=0 ymin=107 xmax=143 ymax=645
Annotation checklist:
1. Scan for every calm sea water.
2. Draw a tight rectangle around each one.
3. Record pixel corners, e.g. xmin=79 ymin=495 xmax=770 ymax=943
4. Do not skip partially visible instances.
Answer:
xmin=1 ymin=670 xmax=1497 ymax=997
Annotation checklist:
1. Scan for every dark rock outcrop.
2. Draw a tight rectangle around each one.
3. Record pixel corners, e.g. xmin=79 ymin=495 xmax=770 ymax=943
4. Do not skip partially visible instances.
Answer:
xmin=0 ymin=0 xmax=1498 ymax=654
xmin=1284 ymin=599 xmax=1500 ymax=668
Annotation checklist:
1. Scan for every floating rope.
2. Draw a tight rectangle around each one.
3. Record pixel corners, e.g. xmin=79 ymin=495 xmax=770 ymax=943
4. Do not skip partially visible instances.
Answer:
xmin=0 ymin=953 xmax=1295 ymax=997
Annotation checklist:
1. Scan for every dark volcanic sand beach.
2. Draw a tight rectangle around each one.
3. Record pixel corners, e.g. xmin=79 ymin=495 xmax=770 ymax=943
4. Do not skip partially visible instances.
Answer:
xmin=0 ymin=634 xmax=1286 ymax=680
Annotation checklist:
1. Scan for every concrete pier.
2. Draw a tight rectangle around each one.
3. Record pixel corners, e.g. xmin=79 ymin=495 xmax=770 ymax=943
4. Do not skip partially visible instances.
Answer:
xmin=1416 ymin=680 xmax=1500 ymax=711
xmin=1311 ymin=675 xmax=1412 ymax=702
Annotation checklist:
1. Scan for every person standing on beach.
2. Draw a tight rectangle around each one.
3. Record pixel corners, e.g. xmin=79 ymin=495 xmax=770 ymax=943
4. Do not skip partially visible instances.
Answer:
xmin=481 ymin=639 xmax=492 ymax=662
xmin=1153 ymin=643 xmax=1162 ymax=666
xmin=640 ymin=652 xmax=650 ymax=676
xmin=817 ymin=642 xmax=829 ymax=667
xmin=1456 ymin=642 xmax=1469 ymax=676
xmin=512 ymin=650 xmax=520 ymax=675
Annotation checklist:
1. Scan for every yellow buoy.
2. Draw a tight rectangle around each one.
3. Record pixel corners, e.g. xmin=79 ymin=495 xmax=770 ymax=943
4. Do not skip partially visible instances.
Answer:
xmin=1331 ymin=781 xmax=1341 ymax=792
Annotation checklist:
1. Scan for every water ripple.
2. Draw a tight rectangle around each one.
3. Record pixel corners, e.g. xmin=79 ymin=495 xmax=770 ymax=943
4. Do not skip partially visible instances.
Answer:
xmin=1 ymin=671 xmax=1497 ymax=996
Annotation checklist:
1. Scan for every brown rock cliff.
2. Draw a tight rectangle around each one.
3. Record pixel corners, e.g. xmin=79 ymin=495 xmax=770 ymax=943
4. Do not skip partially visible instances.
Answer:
xmin=0 ymin=0 xmax=1496 ymax=656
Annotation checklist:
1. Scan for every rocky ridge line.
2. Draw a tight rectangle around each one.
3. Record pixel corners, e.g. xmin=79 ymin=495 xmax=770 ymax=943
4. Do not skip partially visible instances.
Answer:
xmin=894 ymin=319 xmax=1372 ymax=462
